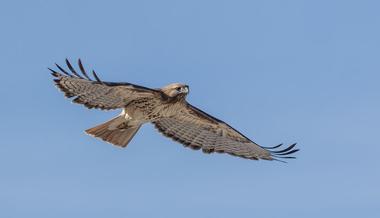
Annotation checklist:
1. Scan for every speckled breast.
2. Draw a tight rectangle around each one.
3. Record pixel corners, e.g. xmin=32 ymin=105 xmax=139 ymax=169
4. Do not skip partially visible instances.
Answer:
xmin=124 ymin=97 xmax=175 ymax=122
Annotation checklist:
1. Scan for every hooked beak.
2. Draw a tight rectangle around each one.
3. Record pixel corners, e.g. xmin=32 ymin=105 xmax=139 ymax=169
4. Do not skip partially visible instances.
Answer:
xmin=181 ymin=85 xmax=189 ymax=94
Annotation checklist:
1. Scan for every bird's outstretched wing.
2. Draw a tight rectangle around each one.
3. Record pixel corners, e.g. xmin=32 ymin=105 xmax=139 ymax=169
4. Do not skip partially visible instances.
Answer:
xmin=153 ymin=103 xmax=298 ymax=161
xmin=50 ymin=59 xmax=159 ymax=110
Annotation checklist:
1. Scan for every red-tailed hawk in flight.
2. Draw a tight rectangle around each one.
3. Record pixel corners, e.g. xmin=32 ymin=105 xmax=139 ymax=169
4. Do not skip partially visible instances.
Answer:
xmin=50 ymin=59 xmax=299 ymax=161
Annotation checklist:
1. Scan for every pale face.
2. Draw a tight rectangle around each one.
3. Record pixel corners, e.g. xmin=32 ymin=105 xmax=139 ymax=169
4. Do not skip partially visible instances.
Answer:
xmin=161 ymin=83 xmax=189 ymax=98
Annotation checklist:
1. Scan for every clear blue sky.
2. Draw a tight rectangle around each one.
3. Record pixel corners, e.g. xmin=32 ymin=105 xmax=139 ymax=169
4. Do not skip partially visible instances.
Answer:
xmin=0 ymin=0 xmax=379 ymax=217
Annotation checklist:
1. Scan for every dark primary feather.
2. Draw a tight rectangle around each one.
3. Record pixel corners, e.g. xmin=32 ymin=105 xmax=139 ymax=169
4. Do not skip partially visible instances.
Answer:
xmin=50 ymin=59 xmax=158 ymax=110
xmin=51 ymin=59 xmax=159 ymax=90
xmin=65 ymin=58 xmax=84 ymax=79
xmin=78 ymin=59 xmax=92 ymax=80
xmin=92 ymin=70 xmax=103 ymax=83
xmin=55 ymin=63 xmax=71 ymax=76
xmin=264 ymin=143 xmax=299 ymax=161
xmin=50 ymin=59 xmax=103 ymax=83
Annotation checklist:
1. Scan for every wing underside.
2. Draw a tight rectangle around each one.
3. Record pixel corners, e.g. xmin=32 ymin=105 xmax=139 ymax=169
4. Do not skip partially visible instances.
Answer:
xmin=50 ymin=59 xmax=157 ymax=110
xmin=154 ymin=104 xmax=299 ymax=161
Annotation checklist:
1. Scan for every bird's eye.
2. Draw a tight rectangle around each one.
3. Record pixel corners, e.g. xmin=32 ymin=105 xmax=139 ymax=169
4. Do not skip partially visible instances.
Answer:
xmin=176 ymin=87 xmax=182 ymax=91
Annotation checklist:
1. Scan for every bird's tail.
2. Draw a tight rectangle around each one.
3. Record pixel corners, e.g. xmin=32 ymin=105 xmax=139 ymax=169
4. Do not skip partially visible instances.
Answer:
xmin=85 ymin=116 xmax=141 ymax=147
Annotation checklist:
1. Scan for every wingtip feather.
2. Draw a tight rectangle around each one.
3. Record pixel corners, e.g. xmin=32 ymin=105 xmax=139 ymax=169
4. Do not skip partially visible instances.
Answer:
xmin=264 ymin=142 xmax=299 ymax=161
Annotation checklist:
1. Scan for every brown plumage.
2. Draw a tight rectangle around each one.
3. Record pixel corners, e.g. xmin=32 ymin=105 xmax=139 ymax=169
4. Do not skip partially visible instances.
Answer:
xmin=50 ymin=59 xmax=299 ymax=161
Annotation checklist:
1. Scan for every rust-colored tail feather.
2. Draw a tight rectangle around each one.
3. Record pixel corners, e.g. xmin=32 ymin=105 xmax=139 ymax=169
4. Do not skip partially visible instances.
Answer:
xmin=85 ymin=116 xmax=141 ymax=147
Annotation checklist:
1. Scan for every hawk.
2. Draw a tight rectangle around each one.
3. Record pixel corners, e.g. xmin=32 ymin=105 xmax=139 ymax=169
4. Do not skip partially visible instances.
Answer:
xmin=50 ymin=59 xmax=299 ymax=161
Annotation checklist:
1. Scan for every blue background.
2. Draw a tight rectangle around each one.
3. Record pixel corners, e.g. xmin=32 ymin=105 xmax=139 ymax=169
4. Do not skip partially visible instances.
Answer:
xmin=0 ymin=0 xmax=379 ymax=217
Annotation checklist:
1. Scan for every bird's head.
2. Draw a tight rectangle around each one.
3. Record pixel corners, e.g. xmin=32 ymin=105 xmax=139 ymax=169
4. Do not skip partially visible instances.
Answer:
xmin=161 ymin=83 xmax=189 ymax=99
